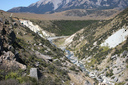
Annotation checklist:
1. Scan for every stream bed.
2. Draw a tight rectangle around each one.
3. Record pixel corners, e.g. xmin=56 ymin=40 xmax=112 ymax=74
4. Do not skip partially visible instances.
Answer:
xmin=47 ymin=37 xmax=89 ymax=73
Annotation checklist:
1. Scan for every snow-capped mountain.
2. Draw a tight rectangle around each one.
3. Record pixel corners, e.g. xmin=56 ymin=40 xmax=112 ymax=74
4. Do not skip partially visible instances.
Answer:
xmin=29 ymin=0 xmax=70 ymax=10
xmin=8 ymin=0 xmax=128 ymax=14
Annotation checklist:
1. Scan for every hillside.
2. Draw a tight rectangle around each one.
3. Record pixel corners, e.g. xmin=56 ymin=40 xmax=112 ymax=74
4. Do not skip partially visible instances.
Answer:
xmin=30 ymin=19 xmax=98 ymax=36
xmin=1 ymin=4 xmax=128 ymax=85
xmin=0 ymin=11 xmax=95 ymax=85
xmin=60 ymin=9 xmax=119 ymax=17
xmin=53 ymin=7 xmax=128 ymax=85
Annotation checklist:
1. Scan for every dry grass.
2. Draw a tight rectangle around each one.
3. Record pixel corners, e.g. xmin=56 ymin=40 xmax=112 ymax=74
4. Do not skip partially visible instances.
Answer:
xmin=53 ymin=37 xmax=68 ymax=47
xmin=0 ymin=9 xmax=120 ymax=21
xmin=12 ymin=12 xmax=118 ymax=20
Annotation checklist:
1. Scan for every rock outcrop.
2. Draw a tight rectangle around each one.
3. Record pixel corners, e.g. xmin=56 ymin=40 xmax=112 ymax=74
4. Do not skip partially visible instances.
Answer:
xmin=0 ymin=51 xmax=26 ymax=70
xmin=0 ymin=20 xmax=26 ymax=70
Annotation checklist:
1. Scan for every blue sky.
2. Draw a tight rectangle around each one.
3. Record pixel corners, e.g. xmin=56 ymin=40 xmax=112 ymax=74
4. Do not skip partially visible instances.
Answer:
xmin=0 ymin=0 xmax=39 ymax=11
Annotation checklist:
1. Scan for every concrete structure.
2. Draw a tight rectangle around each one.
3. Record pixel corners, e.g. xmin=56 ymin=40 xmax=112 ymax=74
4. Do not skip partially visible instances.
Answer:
xmin=30 ymin=68 xmax=38 ymax=81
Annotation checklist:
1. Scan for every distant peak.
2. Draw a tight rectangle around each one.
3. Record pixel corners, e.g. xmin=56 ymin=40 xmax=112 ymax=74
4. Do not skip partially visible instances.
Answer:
xmin=8 ymin=0 xmax=128 ymax=14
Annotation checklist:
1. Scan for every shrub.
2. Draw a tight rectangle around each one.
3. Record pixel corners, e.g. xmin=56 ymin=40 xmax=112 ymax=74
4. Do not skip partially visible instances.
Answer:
xmin=5 ymin=72 xmax=18 ymax=80
xmin=115 ymin=82 xmax=125 ymax=85
xmin=126 ymin=65 xmax=128 ymax=68
xmin=69 ymin=65 xmax=76 ymax=71
xmin=54 ymin=60 xmax=62 ymax=66
xmin=48 ymin=64 xmax=55 ymax=74
xmin=106 ymin=69 xmax=113 ymax=77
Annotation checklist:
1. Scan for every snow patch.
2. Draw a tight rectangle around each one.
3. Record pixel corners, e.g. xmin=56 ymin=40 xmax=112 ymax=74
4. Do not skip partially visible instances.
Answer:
xmin=101 ymin=27 xmax=128 ymax=48
xmin=51 ymin=0 xmax=63 ymax=10
xmin=66 ymin=0 xmax=70 ymax=4
xmin=96 ymin=0 xmax=102 ymax=6
xmin=30 ymin=0 xmax=71 ymax=10
xmin=32 ymin=0 xmax=63 ymax=10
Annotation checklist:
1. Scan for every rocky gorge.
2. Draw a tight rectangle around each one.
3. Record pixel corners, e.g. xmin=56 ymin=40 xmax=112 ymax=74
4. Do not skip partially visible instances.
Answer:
xmin=20 ymin=16 xmax=128 ymax=85
xmin=0 ymin=6 xmax=128 ymax=85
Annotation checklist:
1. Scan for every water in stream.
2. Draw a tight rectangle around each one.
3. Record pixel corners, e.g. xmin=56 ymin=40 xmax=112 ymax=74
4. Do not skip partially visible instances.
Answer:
xmin=47 ymin=37 xmax=89 ymax=73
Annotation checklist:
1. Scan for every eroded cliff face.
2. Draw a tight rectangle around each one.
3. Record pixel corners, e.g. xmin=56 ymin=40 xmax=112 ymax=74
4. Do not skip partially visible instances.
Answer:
xmin=20 ymin=20 xmax=55 ymax=38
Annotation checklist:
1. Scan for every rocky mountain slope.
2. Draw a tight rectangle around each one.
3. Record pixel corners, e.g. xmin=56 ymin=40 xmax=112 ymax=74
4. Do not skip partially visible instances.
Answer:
xmin=0 ymin=11 xmax=95 ymax=85
xmin=1 ymin=6 xmax=128 ymax=85
xmin=61 ymin=9 xmax=119 ymax=17
xmin=53 ymin=7 xmax=128 ymax=85
xmin=8 ymin=0 xmax=128 ymax=14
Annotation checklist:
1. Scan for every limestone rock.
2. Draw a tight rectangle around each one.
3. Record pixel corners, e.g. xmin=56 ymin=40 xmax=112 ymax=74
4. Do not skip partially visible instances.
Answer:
xmin=16 ymin=62 xmax=26 ymax=70
xmin=8 ymin=45 xmax=14 ymax=51
xmin=39 ymin=43 xmax=42 ymax=46
xmin=3 ymin=51 xmax=15 ymax=60
xmin=35 ymin=62 xmax=39 ymax=67
xmin=114 ymin=77 xmax=118 ymax=82
xmin=111 ymin=54 xmax=117 ymax=60
xmin=113 ymin=68 xmax=123 ymax=75
xmin=2 ymin=59 xmax=26 ymax=70
xmin=35 ymin=51 xmax=52 ymax=61
xmin=12 ymin=22 xmax=18 ymax=26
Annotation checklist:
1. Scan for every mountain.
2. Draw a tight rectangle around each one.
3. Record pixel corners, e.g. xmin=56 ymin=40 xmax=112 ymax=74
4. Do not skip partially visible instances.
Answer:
xmin=1 ymin=6 xmax=128 ymax=85
xmin=8 ymin=0 xmax=128 ymax=14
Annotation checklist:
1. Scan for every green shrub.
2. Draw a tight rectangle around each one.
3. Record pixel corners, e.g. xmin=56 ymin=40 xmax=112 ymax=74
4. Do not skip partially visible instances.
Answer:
xmin=126 ymin=65 xmax=128 ymax=68
xmin=54 ymin=60 xmax=62 ymax=66
xmin=69 ymin=66 xmax=76 ymax=71
xmin=115 ymin=82 xmax=125 ymax=85
xmin=5 ymin=72 xmax=18 ymax=80
xmin=106 ymin=69 xmax=113 ymax=77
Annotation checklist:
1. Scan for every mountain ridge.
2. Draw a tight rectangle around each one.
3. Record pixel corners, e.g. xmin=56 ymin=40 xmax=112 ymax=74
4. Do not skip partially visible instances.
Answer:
xmin=1 ymin=4 xmax=128 ymax=85
xmin=8 ymin=0 xmax=128 ymax=14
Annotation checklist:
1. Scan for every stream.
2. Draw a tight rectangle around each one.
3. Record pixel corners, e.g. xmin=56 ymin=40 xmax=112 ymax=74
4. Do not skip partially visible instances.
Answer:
xmin=47 ymin=37 xmax=89 ymax=73
xmin=20 ymin=19 xmax=115 ymax=84
xmin=47 ymin=37 xmax=105 ymax=83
